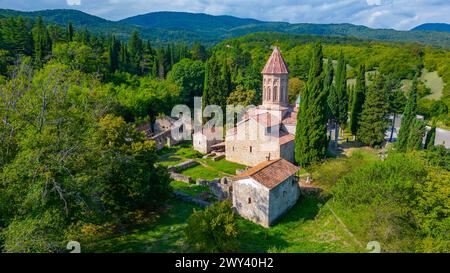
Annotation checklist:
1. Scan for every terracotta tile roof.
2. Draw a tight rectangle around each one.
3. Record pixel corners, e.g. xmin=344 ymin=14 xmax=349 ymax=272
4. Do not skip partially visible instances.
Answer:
xmin=282 ymin=110 xmax=297 ymax=125
xmin=262 ymin=46 xmax=289 ymax=74
xmin=279 ymin=133 xmax=295 ymax=145
xmin=236 ymin=159 xmax=300 ymax=189
xmin=253 ymin=112 xmax=282 ymax=128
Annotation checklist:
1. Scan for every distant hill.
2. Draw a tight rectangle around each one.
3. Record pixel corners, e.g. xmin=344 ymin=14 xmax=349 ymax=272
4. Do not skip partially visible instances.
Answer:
xmin=0 ymin=9 xmax=109 ymax=27
xmin=412 ymin=23 xmax=450 ymax=33
xmin=120 ymin=11 xmax=261 ymax=31
xmin=1 ymin=9 xmax=450 ymax=47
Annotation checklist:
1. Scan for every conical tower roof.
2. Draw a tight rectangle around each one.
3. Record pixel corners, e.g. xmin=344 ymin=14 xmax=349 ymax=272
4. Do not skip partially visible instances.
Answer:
xmin=261 ymin=46 xmax=289 ymax=74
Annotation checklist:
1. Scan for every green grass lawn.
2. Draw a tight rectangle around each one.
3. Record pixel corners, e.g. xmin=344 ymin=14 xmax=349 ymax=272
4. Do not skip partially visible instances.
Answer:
xmin=170 ymin=180 xmax=209 ymax=197
xmin=420 ymin=69 xmax=444 ymax=100
xmin=198 ymin=158 xmax=246 ymax=175
xmin=237 ymin=195 xmax=362 ymax=253
xmin=180 ymin=164 xmax=223 ymax=181
xmin=157 ymin=153 xmax=186 ymax=167
xmin=86 ymin=195 xmax=362 ymax=253
xmin=86 ymin=198 xmax=199 ymax=253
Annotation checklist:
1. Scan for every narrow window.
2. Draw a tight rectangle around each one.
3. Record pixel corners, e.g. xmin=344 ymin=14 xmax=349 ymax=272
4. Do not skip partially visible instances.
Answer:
xmin=248 ymin=197 xmax=252 ymax=204
xmin=249 ymin=146 xmax=253 ymax=153
xmin=232 ymin=146 xmax=235 ymax=151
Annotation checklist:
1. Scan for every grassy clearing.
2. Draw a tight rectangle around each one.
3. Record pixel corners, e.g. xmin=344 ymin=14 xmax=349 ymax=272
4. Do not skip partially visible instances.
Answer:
xmin=157 ymin=153 xmax=186 ymax=167
xmin=420 ymin=69 xmax=444 ymax=100
xmin=180 ymin=164 xmax=223 ymax=181
xmin=170 ymin=181 xmax=209 ymax=197
xmin=87 ymin=196 xmax=363 ymax=253
xmin=312 ymin=147 xmax=379 ymax=191
xmin=86 ymin=199 xmax=199 ymax=253
xmin=198 ymin=158 xmax=246 ymax=175
xmin=237 ymin=195 xmax=362 ymax=253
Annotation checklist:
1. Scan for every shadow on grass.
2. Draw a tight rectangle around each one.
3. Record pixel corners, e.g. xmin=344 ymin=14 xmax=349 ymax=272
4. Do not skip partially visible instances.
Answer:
xmin=237 ymin=195 xmax=330 ymax=253
xmin=86 ymin=198 xmax=200 ymax=253
xmin=158 ymin=154 xmax=184 ymax=165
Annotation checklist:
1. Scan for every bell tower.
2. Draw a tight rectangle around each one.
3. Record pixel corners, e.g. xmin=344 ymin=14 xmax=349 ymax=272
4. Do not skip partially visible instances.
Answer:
xmin=262 ymin=46 xmax=289 ymax=107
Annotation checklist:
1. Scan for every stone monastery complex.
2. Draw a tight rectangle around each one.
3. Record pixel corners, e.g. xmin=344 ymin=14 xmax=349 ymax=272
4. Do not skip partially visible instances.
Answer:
xmin=193 ymin=47 xmax=301 ymax=227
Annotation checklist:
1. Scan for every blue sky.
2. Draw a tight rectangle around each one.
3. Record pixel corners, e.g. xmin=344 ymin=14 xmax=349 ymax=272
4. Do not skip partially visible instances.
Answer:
xmin=0 ymin=0 xmax=449 ymax=30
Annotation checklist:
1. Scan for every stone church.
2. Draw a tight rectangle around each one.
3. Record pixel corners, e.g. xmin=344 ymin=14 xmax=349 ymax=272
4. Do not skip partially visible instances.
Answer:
xmin=225 ymin=46 xmax=297 ymax=167
xmin=232 ymin=158 xmax=300 ymax=227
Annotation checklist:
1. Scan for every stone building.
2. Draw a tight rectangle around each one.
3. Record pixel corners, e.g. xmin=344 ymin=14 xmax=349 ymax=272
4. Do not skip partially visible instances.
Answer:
xmin=225 ymin=46 xmax=297 ymax=166
xmin=232 ymin=159 xmax=300 ymax=227
xmin=193 ymin=127 xmax=223 ymax=154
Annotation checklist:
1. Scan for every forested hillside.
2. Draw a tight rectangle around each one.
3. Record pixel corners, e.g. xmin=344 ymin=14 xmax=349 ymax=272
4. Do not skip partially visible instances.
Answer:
xmin=0 ymin=14 xmax=449 ymax=253
xmin=413 ymin=23 xmax=450 ymax=33
xmin=1 ymin=9 xmax=450 ymax=47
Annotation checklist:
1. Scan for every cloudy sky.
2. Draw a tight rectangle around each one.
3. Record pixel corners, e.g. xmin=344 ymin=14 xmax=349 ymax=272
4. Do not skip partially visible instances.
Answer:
xmin=0 ymin=0 xmax=449 ymax=30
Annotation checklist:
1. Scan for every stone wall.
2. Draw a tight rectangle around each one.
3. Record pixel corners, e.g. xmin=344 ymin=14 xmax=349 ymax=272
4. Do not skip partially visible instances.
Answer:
xmin=167 ymin=159 xmax=198 ymax=172
xmin=169 ymin=172 xmax=192 ymax=183
xmin=232 ymin=178 xmax=270 ymax=227
xmin=268 ymin=176 xmax=300 ymax=226
xmin=279 ymin=140 xmax=295 ymax=163
xmin=193 ymin=132 xmax=222 ymax=154
xmin=151 ymin=128 xmax=183 ymax=150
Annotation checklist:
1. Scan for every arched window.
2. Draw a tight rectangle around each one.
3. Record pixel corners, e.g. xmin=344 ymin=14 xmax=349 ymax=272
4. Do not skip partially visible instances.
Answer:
xmin=273 ymin=85 xmax=278 ymax=101
xmin=267 ymin=87 xmax=271 ymax=100
xmin=248 ymin=197 xmax=252 ymax=204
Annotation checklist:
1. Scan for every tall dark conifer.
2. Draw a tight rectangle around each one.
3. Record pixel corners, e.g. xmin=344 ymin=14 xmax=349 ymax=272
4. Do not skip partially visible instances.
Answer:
xmin=295 ymin=43 xmax=328 ymax=167
xmin=357 ymin=75 xmax=388 ymax=147
xmin=334 ymin=51 xmax=348 ymax=131
xmin=67 ymin=22 xmax=74 ymax=42
xmin=397 ymin=80 xmax=418 ymax=151
xmin=350 ymin=64 xmax=366 ymax=135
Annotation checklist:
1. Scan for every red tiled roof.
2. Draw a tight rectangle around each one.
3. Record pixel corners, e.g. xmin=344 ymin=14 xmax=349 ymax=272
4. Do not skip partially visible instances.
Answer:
xmin=262 ymin=46 xmax=289 ymax=74
xmin=279 ymin=133 xmax=295 ymax=145
xmin=282 ymin=110 xmax=297 ymax=125
xmin=235 ymin=159 xmax=300 ymax=189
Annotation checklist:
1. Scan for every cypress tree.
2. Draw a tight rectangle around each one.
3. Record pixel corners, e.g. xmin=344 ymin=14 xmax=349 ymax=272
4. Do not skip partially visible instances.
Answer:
xmin=67 ymin=22 xmax=74 ymax=42
xmin=397 ymin=80 xmax=418 ymax=151
xmin=407 ymin=119 xmax=426 ymax=151
xmin=128 ymin=31 xmax=143 ymax=74
xmin=335 ymin=51 xmax=348 ymax=131
xmin=357 ymin=75 xmax=388 ymax=147
xmin=108 ymin=36 xmax=120 ymax=73
xmin=323 ymin=57 xmax=334 ymax=142
xmin=295 ymin=42 xmax=328 ymax=167
xmin=425 ymin=124 xmax=436 ymax=149
xmin=350 ymin=64 xmax=366 ymax=135
xmin=323 ymin=57 xmax=334 ymax=119
xmin=32 ymin=17 xmax=51 ymax=67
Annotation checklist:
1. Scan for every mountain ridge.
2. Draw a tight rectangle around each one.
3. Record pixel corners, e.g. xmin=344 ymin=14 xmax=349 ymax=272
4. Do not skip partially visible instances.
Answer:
xmin=0 ymin=9 xmax=449 ymax=47
xmin=412 ymin=23 xmax=450 ymax=33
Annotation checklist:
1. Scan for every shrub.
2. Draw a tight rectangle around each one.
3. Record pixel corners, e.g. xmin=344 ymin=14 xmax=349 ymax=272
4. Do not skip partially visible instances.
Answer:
xmin=185 ymin=201 xmax=239 ymax=252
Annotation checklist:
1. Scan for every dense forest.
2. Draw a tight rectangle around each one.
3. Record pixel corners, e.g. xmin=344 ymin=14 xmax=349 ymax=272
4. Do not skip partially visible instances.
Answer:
xmin=1 ymin=9 xmax=450 ymax=47
xmin=0 ymin=14 xmax=449 ymax=252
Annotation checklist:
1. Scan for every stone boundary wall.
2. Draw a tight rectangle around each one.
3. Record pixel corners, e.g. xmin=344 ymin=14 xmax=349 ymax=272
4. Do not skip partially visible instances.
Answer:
xmin=196 ymin=177 xmax=232 ymax=201
xmin=167 ymin=159 xmax=198 ymax=173
xmin=170 ymin=172 xmax=192 ymax=183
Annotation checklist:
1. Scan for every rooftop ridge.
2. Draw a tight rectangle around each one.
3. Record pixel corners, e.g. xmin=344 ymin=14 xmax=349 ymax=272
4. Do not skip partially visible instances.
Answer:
xmin=261 ymin=46 xmax=289 ymax=74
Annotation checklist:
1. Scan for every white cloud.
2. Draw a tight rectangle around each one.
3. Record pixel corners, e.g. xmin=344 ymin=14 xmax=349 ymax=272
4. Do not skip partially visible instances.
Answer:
xmin=66 ymin=0 xmax=81 ymax=6
xmin=367 ymin=0 xmax=382 ymax=5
